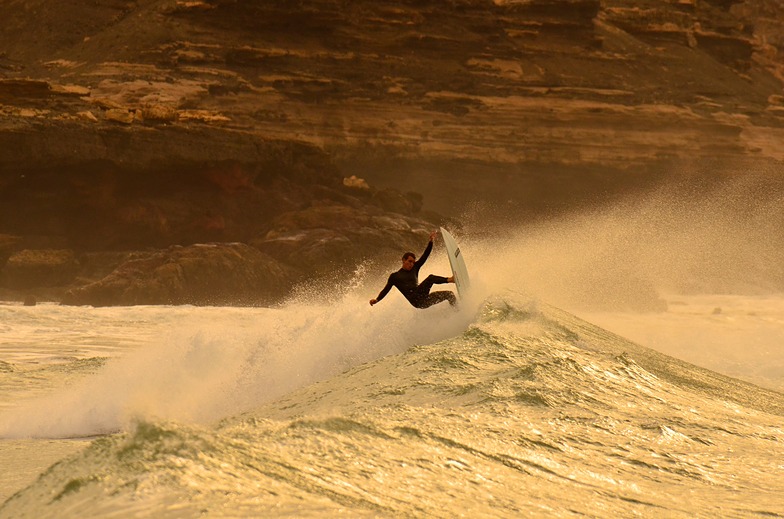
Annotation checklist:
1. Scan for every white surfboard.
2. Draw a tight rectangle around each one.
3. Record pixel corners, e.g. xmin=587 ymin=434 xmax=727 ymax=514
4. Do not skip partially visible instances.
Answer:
xmin=440 ymin=227 xmax=470 ymax=297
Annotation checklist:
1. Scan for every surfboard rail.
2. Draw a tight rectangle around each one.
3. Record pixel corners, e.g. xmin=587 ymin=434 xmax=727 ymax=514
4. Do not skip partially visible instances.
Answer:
xmin=440 ymin=227 xmax=470 ymax=297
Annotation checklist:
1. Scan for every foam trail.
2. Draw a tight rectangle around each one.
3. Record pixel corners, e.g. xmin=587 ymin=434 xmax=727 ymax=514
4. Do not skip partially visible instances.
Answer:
xmin=0 ymin=276 xmax=477 ymax=438
xmin=6 ymin=178 xmax=782 ymax=438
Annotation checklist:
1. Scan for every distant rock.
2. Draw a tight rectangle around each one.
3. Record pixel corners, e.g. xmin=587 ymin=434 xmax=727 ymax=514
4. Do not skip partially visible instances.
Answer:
xmin=0 ymin=234 xmax=21 ymax=264
xmin=343 ymin=175 xmax=370 ymax=191
xmin=1 ymin=0 xmax=783 ymax=305
xmin=62 ymin=243 xmax=300 ymax=307
xmin=252 ymin=202 xmax=435 ymax=273
xmin=76 ymin=110 xmax=98 ymax=122
xmin=141 ymin=104 xmax=178 ymax=124
xmin=372 ymin=188 xmax=415 ymax=215
xmin=257 ymin=228 xmax=355 ymax=272
xmin=0 ymin=79 xmax=51 ymax=101
xmin=105 ymin=108 xmax=134 ymax=124
xmin=1 ymin=249 xmax=79 ymax=289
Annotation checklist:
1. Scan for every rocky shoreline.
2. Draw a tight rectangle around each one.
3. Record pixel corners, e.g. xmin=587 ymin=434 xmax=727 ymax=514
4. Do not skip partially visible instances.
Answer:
xmin=2 ymin=0 xmax=784 ymax=306
xmin=0 ymin=144 xmax=445 ymax=306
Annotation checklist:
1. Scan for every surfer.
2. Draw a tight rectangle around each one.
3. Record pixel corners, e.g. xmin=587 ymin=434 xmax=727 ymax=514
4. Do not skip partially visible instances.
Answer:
xmin=369 ymin=231 xmax=457 ymax=309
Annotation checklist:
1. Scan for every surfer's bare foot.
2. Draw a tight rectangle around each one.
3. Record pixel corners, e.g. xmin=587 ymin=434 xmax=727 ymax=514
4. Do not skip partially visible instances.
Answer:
xmin=448 ymin=276 xmax=454 ymax=283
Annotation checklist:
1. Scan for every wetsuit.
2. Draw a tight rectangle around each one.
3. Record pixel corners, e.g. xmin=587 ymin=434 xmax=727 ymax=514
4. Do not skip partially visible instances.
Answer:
xmin=374 ymin=241 xmax=457 ymax=309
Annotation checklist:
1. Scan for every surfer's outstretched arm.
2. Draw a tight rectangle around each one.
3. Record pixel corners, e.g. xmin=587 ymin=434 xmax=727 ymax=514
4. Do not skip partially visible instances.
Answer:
xmin=415 ymin=232 xmax=437 ymax=269
xmin=369 ymin=276 xmax=394 ymax=306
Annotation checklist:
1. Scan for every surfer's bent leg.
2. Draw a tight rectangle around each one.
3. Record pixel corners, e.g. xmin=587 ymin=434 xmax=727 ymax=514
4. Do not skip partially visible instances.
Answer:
xmin=412 ymin=275 xmax=453 ymax=308
xmin=418 ymin=275 xmax=449 ymax=294
xmin=416 ymin=291 xmax=457 ymax=308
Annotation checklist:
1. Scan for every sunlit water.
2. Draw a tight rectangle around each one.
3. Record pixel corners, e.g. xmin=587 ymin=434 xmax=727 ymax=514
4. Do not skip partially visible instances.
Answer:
xmin=3 ymin=190 xmax=784 ymax=516
xmin=1 ymin=289 xmax=783 ymax=517
xmin=582 ymin=294 xmax=784 ymax=392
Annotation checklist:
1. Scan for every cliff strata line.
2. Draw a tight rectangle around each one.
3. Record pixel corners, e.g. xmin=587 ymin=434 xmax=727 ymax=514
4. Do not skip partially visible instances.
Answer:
xmin=0 ymin=0 xmax=783 ymax=305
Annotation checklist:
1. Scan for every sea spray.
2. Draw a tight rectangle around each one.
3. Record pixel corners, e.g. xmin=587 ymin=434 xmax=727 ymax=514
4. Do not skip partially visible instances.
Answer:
xmin=3 ymin=297 xmax=784 ymax=517
xmin=6 ymin=183 xmax=784 ymax=439
xmin=0 ymin=286 xmax=477 ymax=438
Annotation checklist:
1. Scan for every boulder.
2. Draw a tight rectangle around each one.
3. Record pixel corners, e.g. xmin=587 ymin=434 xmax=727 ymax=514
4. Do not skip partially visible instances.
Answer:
xmin=62 ymin=242 xmax=301 ymax=306
xmin=1 ymin=249 xmax=79 ymax=289
xmin=342 ymin=175 xmax=370 ymax=191
xmin=141 ymin=104 xmax=178 ymax=124
xmin=75 ymin=250 xmax=155 ymax=282
xmin=105 ymin=108 xmax=134 ymax=124
xmin=77 ymin=110 xmax=99 ymax=122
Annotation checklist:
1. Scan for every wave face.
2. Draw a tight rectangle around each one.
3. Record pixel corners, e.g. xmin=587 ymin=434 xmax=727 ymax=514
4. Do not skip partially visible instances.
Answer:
xmin=2 ymin=294 xmax=783 ymax=518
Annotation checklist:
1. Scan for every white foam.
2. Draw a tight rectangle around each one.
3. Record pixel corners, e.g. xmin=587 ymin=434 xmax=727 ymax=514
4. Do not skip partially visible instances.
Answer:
xmin=0 ymin=275 xmax=477 ymax=438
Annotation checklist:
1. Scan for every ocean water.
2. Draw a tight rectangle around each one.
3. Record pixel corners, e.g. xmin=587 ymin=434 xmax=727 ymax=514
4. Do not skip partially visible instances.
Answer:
xmin=2 ymin=288 xmax=784 ymax=516
xmin=2 ymin=193 xmax=784 ymax=517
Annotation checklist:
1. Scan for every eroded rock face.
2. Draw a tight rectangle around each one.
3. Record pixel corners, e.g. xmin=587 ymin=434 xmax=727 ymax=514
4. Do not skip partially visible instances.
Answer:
xmin=252 ymin=202 xmax=438 ymax=273
xmin=1 ymin=249 xmax=79 ymax=289
xmin=0 ymin=142 xmax=439 ymax=304
xmin=0 ymin=0 xmax=783 ymax=305
xmin=0 ymin=1 xmax=781 ymax=194
xmin=62 ymin=243 xmax=300 ymax=307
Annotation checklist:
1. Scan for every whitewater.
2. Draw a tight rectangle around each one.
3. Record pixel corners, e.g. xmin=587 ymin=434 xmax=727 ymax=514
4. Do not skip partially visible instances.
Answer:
xmin=2 ymin=187 xmax=784 ymax=517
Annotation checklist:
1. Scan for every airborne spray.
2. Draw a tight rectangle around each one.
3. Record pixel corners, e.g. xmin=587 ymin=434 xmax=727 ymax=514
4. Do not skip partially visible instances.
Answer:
xmin=3 ymin=177 xmax=784 ymax=438
xmin=465 ymin=176 xmax=784 ymax=312
xmin=0 ymin=270 xmax=476 ymax=439
xmin=461 ymin=176 xmax=784 ymax=390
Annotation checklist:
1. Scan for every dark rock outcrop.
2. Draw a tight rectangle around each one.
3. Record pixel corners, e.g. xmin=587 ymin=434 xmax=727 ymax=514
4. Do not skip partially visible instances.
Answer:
xmin=0 ymin=249 xmax=79 ymax=289
xmin=252 ymin=202 xmax=441 ymax=274
xmin=62 ymin=243 xmax=300 ymax=307
xmin=1 ymin=0 xmax=783 ymax=305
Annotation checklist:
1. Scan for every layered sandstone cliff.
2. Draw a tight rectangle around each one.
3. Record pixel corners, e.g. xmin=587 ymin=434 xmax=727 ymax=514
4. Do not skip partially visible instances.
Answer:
xmin=0 ymin=0 xmax=783 ymax=305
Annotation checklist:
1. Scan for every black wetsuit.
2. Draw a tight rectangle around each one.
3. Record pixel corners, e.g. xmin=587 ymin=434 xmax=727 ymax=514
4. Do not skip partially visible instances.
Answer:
xmin=375 ymin=241 xmax=457 ymax=309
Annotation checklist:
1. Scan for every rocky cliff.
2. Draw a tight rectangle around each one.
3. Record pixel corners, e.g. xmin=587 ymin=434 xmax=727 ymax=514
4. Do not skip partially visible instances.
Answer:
xmin=1 ymin=0 xmax=783 ymax=305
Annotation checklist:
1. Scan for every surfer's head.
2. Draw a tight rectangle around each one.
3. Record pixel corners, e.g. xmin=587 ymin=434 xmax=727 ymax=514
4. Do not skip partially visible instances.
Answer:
xmin=401 ymin=252 xmax=416 ymax=270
